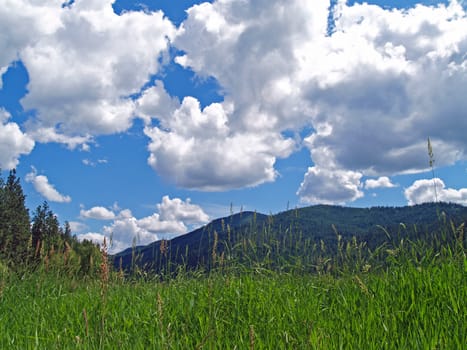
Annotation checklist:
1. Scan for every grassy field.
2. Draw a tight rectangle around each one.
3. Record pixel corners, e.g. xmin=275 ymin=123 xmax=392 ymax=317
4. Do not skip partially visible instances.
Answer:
xmin=1 ymin=242 xmax=466 ymax=349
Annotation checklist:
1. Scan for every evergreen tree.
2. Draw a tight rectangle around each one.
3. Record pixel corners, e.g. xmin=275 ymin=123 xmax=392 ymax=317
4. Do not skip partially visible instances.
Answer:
xmin=62 ymin=221 xmax=72 ymax=241
xmin=46 ymin=207 xmax=60 ymax=249
xmin=31 ymin=201 xmax=62 ymax=258
xmin=0 ymin=170 xmax=100 ymax=275
xmin=72 ymin=238 xmax=101 ymax=275
xmin=31 ymin=202 xmax=48 ymax=259
xmin=0 ymin=170 xmax=31 ymax=265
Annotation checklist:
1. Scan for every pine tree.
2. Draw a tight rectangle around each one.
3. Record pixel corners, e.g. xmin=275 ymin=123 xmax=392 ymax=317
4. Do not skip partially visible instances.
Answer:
xmin=46 ymin=207 xmax=60 ymax=248
xmin=31 ymin=202 xmax=48 ymax=260
xmin=32 ymin=201 xmax=63 ymax=259
xmin=62 ymin=221 xmax=72 ymax=241
xmin=0 ymin=170 xmax=31 ymax=265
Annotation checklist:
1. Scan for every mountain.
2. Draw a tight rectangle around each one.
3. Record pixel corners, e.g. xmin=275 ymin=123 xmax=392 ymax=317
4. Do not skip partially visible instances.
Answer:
xmin=113 ymin=210 xmax=268 ymax=271
xmin=112 ymin=202 xmax=467 ymax=274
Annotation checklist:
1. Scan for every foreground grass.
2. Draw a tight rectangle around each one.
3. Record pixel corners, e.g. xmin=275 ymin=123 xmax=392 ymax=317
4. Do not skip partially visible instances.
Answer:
xmin=1 ymin=256 xmax=466 ymax=349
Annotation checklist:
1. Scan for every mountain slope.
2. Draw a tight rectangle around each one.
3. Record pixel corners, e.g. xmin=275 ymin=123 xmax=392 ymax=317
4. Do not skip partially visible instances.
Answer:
xmin=113 ymin=211 xmax=269 ymax=271
xmin=112 ymin=202 xmax=466 ymax=273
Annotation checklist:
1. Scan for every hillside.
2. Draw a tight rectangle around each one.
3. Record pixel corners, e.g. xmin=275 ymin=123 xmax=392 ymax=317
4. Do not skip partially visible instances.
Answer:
xmin=113 ymin=210 xmax=268 ymax=271
xmin=112 ymin=202 xmax=467 ymax=273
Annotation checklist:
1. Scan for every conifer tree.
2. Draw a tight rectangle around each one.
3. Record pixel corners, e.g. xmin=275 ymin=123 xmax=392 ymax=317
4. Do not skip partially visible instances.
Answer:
xmin=63 ymin=221 xmax=72 ymax=240
xmin=31 ymin=202 xmax=48 ymax=259
xmin=32 ymin=201 xmax=64 ymax=259
xmin=0 ymin=170 xmax=31 ymax=265
xmin=46 ymin=207 xmax=60 ymax=248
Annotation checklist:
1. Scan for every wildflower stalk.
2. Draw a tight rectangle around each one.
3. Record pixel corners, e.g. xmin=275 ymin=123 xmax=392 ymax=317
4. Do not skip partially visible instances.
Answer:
xmin=99 ymin=237 xmax=109 ymax=343
xmin=249 ymin=324 xmax=255 ymax=350
xmin=212 ymin=231 xmax=218 ymax=268
xmin=427 ymin=137 xmax=438 ymax=202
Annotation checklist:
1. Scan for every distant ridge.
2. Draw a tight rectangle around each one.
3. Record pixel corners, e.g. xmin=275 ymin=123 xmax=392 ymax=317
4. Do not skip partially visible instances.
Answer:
xmin=112 ymin=202 xmax=466 ymax=273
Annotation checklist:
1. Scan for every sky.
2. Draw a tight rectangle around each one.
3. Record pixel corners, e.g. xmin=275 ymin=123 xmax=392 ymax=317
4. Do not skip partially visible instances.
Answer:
xmin=0 ymin=0 xmax=466 ymax=253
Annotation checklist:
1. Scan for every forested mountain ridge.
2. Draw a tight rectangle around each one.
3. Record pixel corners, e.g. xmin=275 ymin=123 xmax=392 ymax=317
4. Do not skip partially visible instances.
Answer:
xmin=272 ymin=203 xmax=466 ymax=245
xmin=113 ymin=202 xmax=466 ymax=274
xmin=2 ymin=168 xmax=464 ymax=276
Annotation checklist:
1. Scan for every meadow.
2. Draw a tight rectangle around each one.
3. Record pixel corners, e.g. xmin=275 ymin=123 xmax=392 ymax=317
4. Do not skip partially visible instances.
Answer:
xmin=0 ymin=219 xmax=466 ymax=349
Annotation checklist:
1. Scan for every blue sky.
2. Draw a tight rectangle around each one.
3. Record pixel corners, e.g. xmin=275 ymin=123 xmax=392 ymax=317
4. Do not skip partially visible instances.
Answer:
xmin=1 ymin=0 xmax=466 ymax=253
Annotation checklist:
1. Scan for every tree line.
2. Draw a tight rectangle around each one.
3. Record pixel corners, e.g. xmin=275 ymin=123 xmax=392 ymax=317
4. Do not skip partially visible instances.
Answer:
xmin=0 ymin=169 xmax=101 ymax=275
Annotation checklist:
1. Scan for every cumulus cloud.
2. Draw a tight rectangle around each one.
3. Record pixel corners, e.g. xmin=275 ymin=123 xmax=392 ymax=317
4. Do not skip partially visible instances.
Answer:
xmin=76 ymin=232 xmax=121 ymax=251
xmin=136 ymin=213 xmax=187 ymax=235
xmin=1 ymin=0 xmax=466 ymax=204
xmin=0 ymin=1 xmax=61 ymax=85
xmin=102 ymin=217 xmax=159 ymax=251
xmin=79 ymin=196 xmax=210 ymax=254
xmin=145 ymin=0 xmax=324 ymax=190
xmin=295 ymin=1 xmax=466 ymax=203
xmin=25 ymin=167 xmax=72 ymax=203
xmin=77 ymin=232 xmax=104 ymax=244
xmin=0 ymin=0 xmax=176 ymax=147
xmin=169 ymin=0 xmax=466 ymax=202
xmin=301 ymin=1 xmax=466 ymax=173
xmin=80 ymin=206 xmax=116 ymax=220
xmin=365 ymin=176 xmax=398 ymax=189
xmin=157 ymin=195 xmax=210 ymax=223
xmin=0 ymin=109 xmax=35 ymax=169
xmin=27 ymin=127 xmax=90 ymax=150
xmin=297 ymin=166 xmax=364 ymax=204
xmin=68 ymin=221 xmax=88 ymax=234
xmin=404 ymin=178 xmax=467 ymax=205
xmin=135 ymin=81 xmax=180 ymax=124
xmin=144 ymin=97 xmax=295 ymax=190
xmin=0 ymin=66 xmax=7 ymax=89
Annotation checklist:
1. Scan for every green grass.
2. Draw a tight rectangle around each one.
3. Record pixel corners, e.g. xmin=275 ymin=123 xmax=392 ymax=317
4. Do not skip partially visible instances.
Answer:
xmin=1 ymin=253 xmax=466 ymax=349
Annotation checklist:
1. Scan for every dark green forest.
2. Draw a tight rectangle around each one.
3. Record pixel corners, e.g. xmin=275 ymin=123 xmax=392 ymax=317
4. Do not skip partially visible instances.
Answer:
xmin=0 ymin=169 xmax=101 ymax=275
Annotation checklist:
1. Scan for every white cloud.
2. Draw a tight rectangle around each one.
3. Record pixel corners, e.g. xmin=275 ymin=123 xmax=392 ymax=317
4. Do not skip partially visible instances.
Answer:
xmin=144 ymin=97 xmax=295 ymax=190
xmin=0 ymin=0 xmax=176 ymax=147
xmin=136 ymin=214 xmax=187 ymax=235
xmin=76 ymin=232 xmax=113 ymax=250
xmin=77 ymin=232 xmax=105 ymax=244
xmin=365 ymin=176 xmax=398 ymax=189
xmin=135 ymin=81 xmax=180 ymax=124
xmin=297 ymin=166 xmax=364 ymax=204
xmin=0 ymin=109 xmax=35 ymax=169
xmin=157 ymin=195 xmax=210 ymax=224
xmin=78 ymin=219 xmax=158 ymax=254
xmin=25 ymin=167 xmax=71 ymax=203
xmin=80 ymin=206 xmax=116 ymax=220
xmin=1 ymin=0 xmax=466 ymax=204
xmin=76 ymin=232 xmax=129 ymax=255
xmin=297 ymin=1 xmax=467 ymax=178
xmin=171 ymin=0 xmax=466 ymax=201
xmin=69 ymin=221 xmax=88 ymax=234
xmin=0 ymin=66 xmax=7 ymax=89
xmin=139 ymin=0 xmax=326 ymax=190
xmin=103 ymin=217 xmax=158 ymax=250
xmin=82 ymin=158 xmax=108 ymax=167
xmin=118 ymin=208 xmax=133 ymax=219
xmin=27 ymin=126 xmax=90 ymax=150
xmin=80 ymin=196 xmax=210 ymax=254
xmin=404 ymin=178 xmax=467 ymax=205
xmin=0 ymin=1 xmax=61 ymax=84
